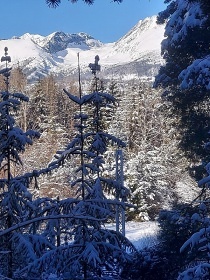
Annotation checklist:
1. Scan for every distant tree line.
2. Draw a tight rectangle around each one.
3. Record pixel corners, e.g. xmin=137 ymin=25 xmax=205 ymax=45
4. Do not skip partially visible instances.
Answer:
xmin=2 ymin=67 xmax=191 ymax=220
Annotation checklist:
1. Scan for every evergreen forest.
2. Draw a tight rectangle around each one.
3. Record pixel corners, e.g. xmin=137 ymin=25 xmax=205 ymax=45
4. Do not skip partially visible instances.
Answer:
xmin=0 ymin=0 xmax=210 ymax=279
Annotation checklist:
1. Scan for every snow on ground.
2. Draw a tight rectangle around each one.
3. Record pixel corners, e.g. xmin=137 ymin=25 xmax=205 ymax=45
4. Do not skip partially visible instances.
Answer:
xmin=107 ymin=221 xmax=159 ymax=251
xmin=125 ymin=221 xmax=159 ymax=250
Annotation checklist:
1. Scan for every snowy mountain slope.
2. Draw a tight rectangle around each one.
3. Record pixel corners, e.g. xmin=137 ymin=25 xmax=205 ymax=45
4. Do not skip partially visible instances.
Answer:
xmin=0 ymin=16 xmax=165 ymax=82
xmin=0 ymin=37 xmax=58 ymax=80
xmin=54 ymin=16 xmax=165 ymax=80
xmin=113 ymin=16 xmax=165 ymax=61
xmin=22 ymin=31 xmax=103 ymax=53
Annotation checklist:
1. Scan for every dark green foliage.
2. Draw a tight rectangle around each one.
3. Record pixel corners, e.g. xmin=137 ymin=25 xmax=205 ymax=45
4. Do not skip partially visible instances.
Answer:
xmin=163 ymin=87 xmax=210 ymax=174
xmin=156 ymin=0 xmax=176 ymax=25
xmin=46 ymin=0 xmax=123 ymax=8
xmin=154 ymin=0 xmax=210 ymax=167
xmin=155 ymin=204 xmax=203 ymax=279
xmin=122 ymin=248 xmax=172 ymax=280
xmin=178 ymin=170 xmax=210 ymax=278
xmin=155 ymin=0 xmax=210 ymax=88
xmin=122 ymin=203 xmax=204 ymax=280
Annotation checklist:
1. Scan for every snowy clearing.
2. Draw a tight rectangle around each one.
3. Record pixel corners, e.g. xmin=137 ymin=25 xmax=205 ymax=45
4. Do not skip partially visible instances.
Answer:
xmin=107 ymin=221 xmax=159 ymax=250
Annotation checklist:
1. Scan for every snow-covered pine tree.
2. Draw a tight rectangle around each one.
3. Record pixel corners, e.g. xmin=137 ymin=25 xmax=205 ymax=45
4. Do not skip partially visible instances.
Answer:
xmin=61 ymin=74 xmax=136 ymax=279
xmin=108 ymin=82 xmax=189 ymax=220
xmin=0 ymin=48 xmax=68 ymax=280
xmin=177 ymin=202 xmax=210 ymax=279
xmin=153 ymin=2 xmax=210 ymax=276
xmin=177 ymin=143 xmax=210 ymax=279
xmin=18 ymin=56 xmax=137 ymax=279
xmin=154 ymin=0 xmax=210 ymax=171
xmin=0 ymin=47 xmax=41 ymax=278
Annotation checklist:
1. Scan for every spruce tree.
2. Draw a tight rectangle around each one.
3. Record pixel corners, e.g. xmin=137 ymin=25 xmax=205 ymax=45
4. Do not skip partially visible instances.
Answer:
xmin=17 ymin=56 xmax=137 ymax=279
xmin=0 ymin=48 xmax=41 ymax=278
xmin=154 ymin=0 xmax=210 ymax=175
xmin=177 ymin=140 xmax=210 ymax=279
xmin=0 ymin=48 xmax=65 ymax=280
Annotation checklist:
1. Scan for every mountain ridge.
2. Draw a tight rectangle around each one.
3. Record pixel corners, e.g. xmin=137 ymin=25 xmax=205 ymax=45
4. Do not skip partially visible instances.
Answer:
xmin=0 ymin=15 xmax=165 ymax=83
xmin=20 ymin=31 xmax=103 ymax=53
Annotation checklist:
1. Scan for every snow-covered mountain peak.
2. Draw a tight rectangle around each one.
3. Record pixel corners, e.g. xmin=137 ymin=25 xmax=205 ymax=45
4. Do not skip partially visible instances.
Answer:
xmin=20 ymin=33 xmax=45 ymax=42
xmin=0 ymin=15 xmax=165 ymax=82
xmin=18 ymin=31 xmax=103 ymax=53
xmin=136 ymin=15 xmax=160 ymax=32
xmin=27 ymin=31 xmax=103 ymax=53
xmin=116 ymin=15 xmax=159 ymax=44
xmin=113 ymin=15 xmax=165 ymax=61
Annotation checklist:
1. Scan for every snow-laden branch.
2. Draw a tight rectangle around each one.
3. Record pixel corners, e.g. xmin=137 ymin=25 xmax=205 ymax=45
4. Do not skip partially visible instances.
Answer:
xmin=0 ymin=213 xmax=107 ymax=237
xmin=63 ymin=89 xmax=81 ymax=104
xmin=163 ymin=0 xmax=207 ymax=50
xmin=178 ymin=263 xmax=210 ymax=280
xmin=198 ymin=162 xmax=210 ymax=188
xmin=179 ymin=55 xmax=210 ymax=90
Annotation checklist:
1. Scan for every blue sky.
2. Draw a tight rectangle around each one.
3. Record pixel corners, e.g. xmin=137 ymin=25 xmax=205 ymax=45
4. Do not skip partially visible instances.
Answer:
xmin=2 ymin=0 xmax=166 ymax=43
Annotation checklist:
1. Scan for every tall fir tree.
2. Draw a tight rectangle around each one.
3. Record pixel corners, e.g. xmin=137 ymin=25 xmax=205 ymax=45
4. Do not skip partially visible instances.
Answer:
xmin=0 ymin=48 xmax=42 ymax=278
xmin=154 ymin=0 xmax=210 ymax=176
xmin=15 ymin=56 xmax=137 ymax=279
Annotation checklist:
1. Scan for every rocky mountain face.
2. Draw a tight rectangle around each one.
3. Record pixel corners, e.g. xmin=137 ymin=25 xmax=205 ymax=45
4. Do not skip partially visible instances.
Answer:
xmin=0 ymin=16 xmax=165 ymax=83
xmin=22 ymin=31 xmax=103 ymax=53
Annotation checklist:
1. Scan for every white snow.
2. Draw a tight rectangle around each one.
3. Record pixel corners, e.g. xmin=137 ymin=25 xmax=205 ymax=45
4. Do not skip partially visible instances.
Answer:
xmin=179 ymin=55 xmax=210 ymax=90
xmin=107 ymin=221 xmax=159 ymax=250
xmin=0 ymin=15 xmax=165 ymax=80
xmin=125 ymin=221 xmax=159 ymax=250
xmin=163 ymin=0 xmax=206 ymax=48
xmin=60 ymin=16 xmax=164 ymax=68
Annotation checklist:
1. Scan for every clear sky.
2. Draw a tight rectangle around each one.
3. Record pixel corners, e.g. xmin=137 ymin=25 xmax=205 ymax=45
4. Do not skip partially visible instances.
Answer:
xmin=1 ymin=0 xmax=166 ymax=43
